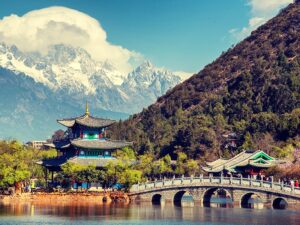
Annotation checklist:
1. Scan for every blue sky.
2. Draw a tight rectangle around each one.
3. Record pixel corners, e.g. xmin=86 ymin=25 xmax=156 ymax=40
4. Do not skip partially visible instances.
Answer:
xmin=0 ymin=0 xmax=292 ymax=74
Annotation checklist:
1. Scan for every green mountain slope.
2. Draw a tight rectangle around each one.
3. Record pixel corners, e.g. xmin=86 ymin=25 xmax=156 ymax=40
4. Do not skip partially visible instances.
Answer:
xmin=109 ymin=1 xmax=300 ymax=160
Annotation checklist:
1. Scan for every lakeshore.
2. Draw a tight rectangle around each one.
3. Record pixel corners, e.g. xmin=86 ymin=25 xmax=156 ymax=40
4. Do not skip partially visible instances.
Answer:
xmin=0 ymin=192 xmax=129 ymax=205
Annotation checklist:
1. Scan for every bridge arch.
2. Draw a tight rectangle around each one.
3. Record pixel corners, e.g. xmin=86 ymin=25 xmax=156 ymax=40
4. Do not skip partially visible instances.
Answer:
xmin=173 ymin=190 xmax=194 ymax=206
xmin=241 ymin=192 xmax=263 ymax=209
xmin=203 ymin=187 xmax=232 ymax=208
xmin=152 ymin=193 xmax=163 ymax=205
xmin=273 ymin=197 xmax=288 ymax=210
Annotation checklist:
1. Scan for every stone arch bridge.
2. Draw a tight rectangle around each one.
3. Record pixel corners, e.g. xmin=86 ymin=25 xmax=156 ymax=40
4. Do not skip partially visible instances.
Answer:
xmin=129 ymin=176 xmax=300 ymax=209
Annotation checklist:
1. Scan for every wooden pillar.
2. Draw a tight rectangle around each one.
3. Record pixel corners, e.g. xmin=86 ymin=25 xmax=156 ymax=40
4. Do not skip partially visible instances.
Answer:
xmin=51 ymin=171 xmax=54 ymax=183
xmin=44 ymin=168 xmax=48 ymax=187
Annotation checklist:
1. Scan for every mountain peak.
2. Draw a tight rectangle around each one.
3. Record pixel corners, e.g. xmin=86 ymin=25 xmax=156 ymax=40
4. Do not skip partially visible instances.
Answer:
xmin=138 ymin=60 xmax=154 ymax=70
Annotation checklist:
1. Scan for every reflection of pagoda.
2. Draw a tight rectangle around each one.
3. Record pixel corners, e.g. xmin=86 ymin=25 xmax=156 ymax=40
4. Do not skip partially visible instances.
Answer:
xmin=40 ymin=102 xmax=132 ymax=172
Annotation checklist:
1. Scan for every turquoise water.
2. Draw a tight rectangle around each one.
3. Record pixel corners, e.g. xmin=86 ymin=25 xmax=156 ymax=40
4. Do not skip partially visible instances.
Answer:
xmin=1 ymin=203 xmax=300 ymax=225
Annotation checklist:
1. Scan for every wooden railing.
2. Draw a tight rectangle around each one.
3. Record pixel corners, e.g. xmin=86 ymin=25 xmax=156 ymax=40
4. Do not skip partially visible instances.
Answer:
xmin=130 ymin=175 xmax=300 ymax=196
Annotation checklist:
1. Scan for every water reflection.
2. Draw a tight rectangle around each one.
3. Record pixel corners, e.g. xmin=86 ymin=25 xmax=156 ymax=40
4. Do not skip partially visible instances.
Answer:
xmin=273 ymin=198 xmax=289 ymax=210
xmin=241 ymin=193 xmax=264 ymax=209
xmin=203 ymin=188 xmax=233 ymax=208
xmin=180 ymin=195 xmax=194 ymax=207
xmin=1 ymin=202 xmax=300 ymax=225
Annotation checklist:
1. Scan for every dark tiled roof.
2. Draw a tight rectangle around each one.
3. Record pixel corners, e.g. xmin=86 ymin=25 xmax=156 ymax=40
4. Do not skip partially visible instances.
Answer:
xmin=69 ymin=157 xmax=116 ymax=167
xmin=37 ymin=156 xmax=68 ymax=167
xmin=38 ymin=156 xmax=117 ymax=168
xmin=44 ymin=139 xmax=70 ymax=149
xmin=71 ymin=139 xmax=132 ymax=150
xmin=57 ymin=114 xmax=116 ymax=128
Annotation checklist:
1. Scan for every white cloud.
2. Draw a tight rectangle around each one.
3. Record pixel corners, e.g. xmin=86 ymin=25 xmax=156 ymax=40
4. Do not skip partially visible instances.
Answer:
xmin=0 ymin=6 xmax=140 ymax=73
xmin=230 ymin=0 xmax=293 ymax=40
xmin=230 ymin=16 xmax=266 ymax=40
xmin=249 ymin=0 xmax=293 ymax=15
xmin=173 ymin=71 xmax=194 ymax=81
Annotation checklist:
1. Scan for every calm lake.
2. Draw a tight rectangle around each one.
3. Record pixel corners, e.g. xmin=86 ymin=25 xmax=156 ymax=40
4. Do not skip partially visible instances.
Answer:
xmin=1 ymin=203 xmax=300 ymax=225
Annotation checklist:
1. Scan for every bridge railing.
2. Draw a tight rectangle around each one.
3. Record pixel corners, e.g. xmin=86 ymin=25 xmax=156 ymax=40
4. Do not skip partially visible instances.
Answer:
xmin=130 ymin=176 xmax=300 ymax=195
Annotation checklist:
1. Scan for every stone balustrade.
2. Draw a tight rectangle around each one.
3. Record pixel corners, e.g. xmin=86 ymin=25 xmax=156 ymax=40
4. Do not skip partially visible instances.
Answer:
xmin=130 ymin=176 xmax=300 ymax=196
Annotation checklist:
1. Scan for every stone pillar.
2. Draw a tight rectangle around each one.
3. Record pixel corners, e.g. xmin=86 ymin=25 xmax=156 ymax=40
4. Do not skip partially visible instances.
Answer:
xmin=232 ymin=190 xmax=242 ymax=208
xmin=190 ymin=188 xmax=205 ymax=206
xmin=271 ymin=176 xmax=274 ymax=189
xmin=163 ymin=190 xmax=175 ymax=204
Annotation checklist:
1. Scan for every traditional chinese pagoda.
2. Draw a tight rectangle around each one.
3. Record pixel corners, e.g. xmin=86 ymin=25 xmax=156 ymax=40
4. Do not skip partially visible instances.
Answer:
xmin=202 ymin=150 xmax=284 ymax=177
xmin=40 ymin=102 xmax=132 ymax=171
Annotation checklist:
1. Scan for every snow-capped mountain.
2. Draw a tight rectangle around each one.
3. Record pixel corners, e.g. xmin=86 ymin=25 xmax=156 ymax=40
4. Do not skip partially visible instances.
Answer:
xmin=121 ymin=61 xmax=182 ymax=111
xmin=0 ymin=43 xmax=121 ymax=92
xmin=123 ymin=60 xmax=181 ymax=97
xmin=0 ymin=43 xmax=187 ymax=140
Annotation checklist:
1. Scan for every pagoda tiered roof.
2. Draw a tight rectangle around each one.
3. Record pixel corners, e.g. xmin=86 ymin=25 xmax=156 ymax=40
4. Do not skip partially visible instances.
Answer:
xmin=44 ymin=139 xmax=70 ymax=149
xmin=202 ymin=150 xmax=283 ymax=173
xmin=71 ymin=139 xmax=132 ymax=150
xmin=38 ymin=156 xmax=116 ymax=168
xmin=48 ymin=138 xmax=132 ymax=150
xmin=57 ymin=114 xmax=115 ymax=128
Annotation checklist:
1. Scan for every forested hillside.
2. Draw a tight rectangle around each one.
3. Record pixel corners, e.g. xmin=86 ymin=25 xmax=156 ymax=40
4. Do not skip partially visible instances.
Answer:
xmin=109 ymin=1 xmax=300 ymax=161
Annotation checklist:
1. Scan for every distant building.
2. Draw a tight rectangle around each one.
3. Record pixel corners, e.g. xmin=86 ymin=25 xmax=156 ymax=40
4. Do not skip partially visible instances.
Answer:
xmin=26 ymin=140 xmax=47 ymax=150
xmin=39 ymin=102 xmax=132 ymax=172
xmin=202 ymin=150 xmax=284 ymax=177
xmin=222 ymin=132 xmax=238 ymax=150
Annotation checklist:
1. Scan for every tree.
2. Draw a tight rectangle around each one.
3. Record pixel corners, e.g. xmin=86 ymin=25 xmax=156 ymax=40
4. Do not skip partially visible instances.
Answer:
xmin=151 ymin=154 xmax=173 ymax=178
xmin=241 ymin=132 xmax=253 ymax=150
xmin=113 ymin=147 xmax=136 ymax=160
xmin=48 ymin=129 xmax=65 ymax=142
xmin=104 ymin=147 xmax=143 ymax=189
xmin=105 ymin=159 xmax=142 ymax=190
xmin=135 ymin=153 xmax=154 ymax=177
xmin=0 ymin=140 xmax=56 ymax=189
xmin=185 ymin=159 xmax=199 ymax=176
xmin=175 ymin=152 xmax=187 ymax=175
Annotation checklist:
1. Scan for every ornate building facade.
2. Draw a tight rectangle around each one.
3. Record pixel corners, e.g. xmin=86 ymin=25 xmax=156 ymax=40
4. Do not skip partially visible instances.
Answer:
xmin=40 ymin=102 xmax=132 ymax=172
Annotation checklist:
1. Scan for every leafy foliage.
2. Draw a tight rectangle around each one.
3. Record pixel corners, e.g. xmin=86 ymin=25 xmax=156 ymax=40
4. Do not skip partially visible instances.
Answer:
xmin=0 ymin=140 xmax=56 ymax=188
xmin=105 ymin=148 xmax=142 ymax=190
xmin=108 ymin=2 xmax=300 ymax=162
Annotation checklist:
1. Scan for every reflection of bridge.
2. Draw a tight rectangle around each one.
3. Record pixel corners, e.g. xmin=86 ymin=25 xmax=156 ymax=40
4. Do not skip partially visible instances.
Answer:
xmin=129 ymin=176 xmax=300 ymax=209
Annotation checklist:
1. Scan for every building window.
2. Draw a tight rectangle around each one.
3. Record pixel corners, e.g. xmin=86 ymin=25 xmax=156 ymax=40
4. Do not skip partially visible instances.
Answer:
xmin=82 ymin=131 xmax=99 ymax=140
